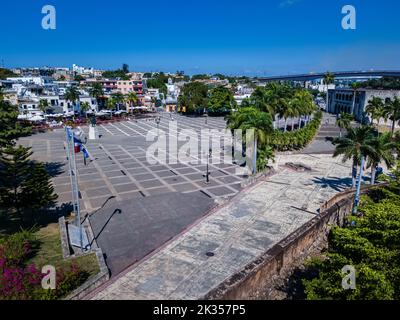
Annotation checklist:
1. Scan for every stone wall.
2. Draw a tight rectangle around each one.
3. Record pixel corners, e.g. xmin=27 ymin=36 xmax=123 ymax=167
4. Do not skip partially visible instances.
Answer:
xmin=203 ymin=194 xmax=355 ymax=300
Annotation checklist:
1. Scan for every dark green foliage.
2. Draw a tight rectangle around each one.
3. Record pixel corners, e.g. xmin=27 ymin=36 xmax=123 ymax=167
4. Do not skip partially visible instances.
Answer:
xmin=0 ymin=68 xmax=17 ymax=80
xmin=0 ymin=146 xmax=57 ymax=226
xmin=178 ymin=82 xmax=209 ymax=114
xmin=0 ymin=98 xmax=32 ymax=148
xmin=207 ymin=87 xmax=236 ymax=116
xmin=302 ymin=181 xmax=400 ymax=300
xmin=269 ymin=112 xmax=322 ymax=151
xmin=359 ymin=77 xmax=400 ymax=90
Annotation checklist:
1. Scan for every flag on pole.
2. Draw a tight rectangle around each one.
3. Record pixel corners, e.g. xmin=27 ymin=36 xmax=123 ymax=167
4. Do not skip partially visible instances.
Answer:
xmin=82 ymin=146 xmax=90 ymax=159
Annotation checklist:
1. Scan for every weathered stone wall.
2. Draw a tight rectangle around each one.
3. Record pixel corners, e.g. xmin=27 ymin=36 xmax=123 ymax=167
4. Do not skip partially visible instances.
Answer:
xmin=203 ymin=195 xmax=355 ymax=300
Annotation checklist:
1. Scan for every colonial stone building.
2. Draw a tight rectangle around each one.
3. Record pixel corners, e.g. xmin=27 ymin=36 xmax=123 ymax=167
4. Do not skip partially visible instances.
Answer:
xmin=327 ymin=88 xmax=400 ymax=122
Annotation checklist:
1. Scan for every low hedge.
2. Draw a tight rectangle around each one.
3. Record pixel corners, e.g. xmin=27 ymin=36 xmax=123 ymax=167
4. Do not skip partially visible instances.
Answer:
xmin=269 ymin=111 xmax=322 ymax=151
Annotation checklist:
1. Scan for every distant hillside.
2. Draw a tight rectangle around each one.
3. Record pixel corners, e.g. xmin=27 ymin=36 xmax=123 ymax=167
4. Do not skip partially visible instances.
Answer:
xmin=0 ymin=68 xmax=17 ymax=80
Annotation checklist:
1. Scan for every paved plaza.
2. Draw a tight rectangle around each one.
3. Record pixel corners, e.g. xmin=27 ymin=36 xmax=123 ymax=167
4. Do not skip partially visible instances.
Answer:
xmin=18 ymin=113 xmax=246 ymax=214
xmin=89 ymin=153 xmax=353 ymax=300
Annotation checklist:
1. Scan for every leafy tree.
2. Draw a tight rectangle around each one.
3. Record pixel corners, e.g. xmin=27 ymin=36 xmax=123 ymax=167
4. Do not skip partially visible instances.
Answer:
xmin=74 ymin=74 xmax=85 ymax=82
xmin=89 ymin=82 xmax=104 ymax=108
xmin=333 ymin=126 xmax=376 ymax=188
xmin=80 ymin=102 xmax=90 ymax=118
xmin=323 ymin=72 xmax=335 ymax=110
xmin=358 ymin=77 xmax=400 ymax=90
xmin=106 ymin=97 xmax=116 ymax=110
xmin=366 ymin=97 xmax=384 ymax=127
xmin=110 ymin=92 xmax=124 ymax=111
xmin=38 ymin=99 xmax=50 ymax=114
xmin=0 ymin=68 xmax=17 ymax=80
xmin=336 ymin=112 xmax=353 ymax=138
xmin=302 ymin=182 xmax=400 ymax=300
xmin=125 ymin=91 xmax=138 ymax=112
xmin=207 ymin=87 xmax=236 ymax=116
xmin=383 ymin=96 xmax=400 ymax=136
xmin=122 ymin=63 xmax=129 ymax=74
xmin=366 ymin=132 xmax=396 ymax=185
xmin=178 ymin=82 xmax=209 ymax=114
xmin=64 ymin=86 xmax=80 ymax=110
xmin=0 ymin=146 xmax=57 ymax=226
xmin=0 ymin=92 xmax=31 ymax=148
xmin=191 ymin=74 xmax=210 ymax=81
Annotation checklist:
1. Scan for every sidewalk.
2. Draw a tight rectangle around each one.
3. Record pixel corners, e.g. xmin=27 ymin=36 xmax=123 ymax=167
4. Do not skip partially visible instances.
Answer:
xmin=90 ymin=153 xmax=352 ymax=300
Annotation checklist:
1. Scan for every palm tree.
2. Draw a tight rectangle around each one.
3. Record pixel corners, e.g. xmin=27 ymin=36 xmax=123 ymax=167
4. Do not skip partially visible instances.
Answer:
xmin=323 ymin=72 xmax=335 ymax=111
xmin=292 ymin=90 xmax=315 ymax=128
xmin=281 ymin=100 xmax=297 ymax=132
xmin=336 ymin=112 xmax=353 ymax=138
xmin=366 ymin=132 xmax=396 ymax=185
xmin=383 ymin=96 xmax=400 ymax=137
xmin=350 ymin=82 xmax=361 ymax=115
xmin=333 ymin=126 xmax=376 ymax=188
xmin=89 ymin=83 xmax=104 ymax=109
xmin=64 ymin=86 xmax=80 ymax=112
xmin=111 ymin=92 xmax=124 ymax=111
xmin=106 ymin=97 xmax=116 ymax=110
xmin=366 ymin=96 xmax=384 ymax=128
xmin=125 ymin=91 xmax=138 ymax=113
xmin=38 ymin=99 xmax=50 ymax=114
xmin=80 ymin=101 xmax=90 ymax=118
xmin=226 ymin=107 xmax=273 ymax=175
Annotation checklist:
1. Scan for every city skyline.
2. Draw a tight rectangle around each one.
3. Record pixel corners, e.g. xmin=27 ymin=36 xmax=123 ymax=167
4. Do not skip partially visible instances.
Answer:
xmin=1 ymin=0 xmax=400 ymax=75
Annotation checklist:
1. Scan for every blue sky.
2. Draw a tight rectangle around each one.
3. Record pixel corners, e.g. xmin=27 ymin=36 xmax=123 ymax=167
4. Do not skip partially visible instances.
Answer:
xmin=1 ymin=0 xmax=400 ymax=75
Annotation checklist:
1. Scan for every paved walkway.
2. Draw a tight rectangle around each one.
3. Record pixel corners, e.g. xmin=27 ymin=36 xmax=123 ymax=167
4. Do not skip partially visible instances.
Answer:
xmin=90 ymin=153 xmax=352 ymax=300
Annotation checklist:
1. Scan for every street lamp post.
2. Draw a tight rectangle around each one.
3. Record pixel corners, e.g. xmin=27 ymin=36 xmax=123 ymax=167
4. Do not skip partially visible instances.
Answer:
xmin=205 ymin=148 xmax=212 ymax=184
xmin=155 ymin=116 xmax=161 ymax=135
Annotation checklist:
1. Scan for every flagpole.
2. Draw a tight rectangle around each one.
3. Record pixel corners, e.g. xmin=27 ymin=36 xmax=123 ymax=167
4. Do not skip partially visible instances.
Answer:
xmin=65 ymin=126 xmax=83 ymax=251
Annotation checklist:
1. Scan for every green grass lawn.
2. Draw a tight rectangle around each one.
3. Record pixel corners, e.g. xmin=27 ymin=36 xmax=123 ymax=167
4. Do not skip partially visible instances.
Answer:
xmin=28 ymin=223 xmax=100 ymax=280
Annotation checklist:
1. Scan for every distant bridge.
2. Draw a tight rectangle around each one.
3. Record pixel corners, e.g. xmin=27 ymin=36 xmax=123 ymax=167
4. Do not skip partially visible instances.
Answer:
xmin=256 ymin=70 xmax=400 ymax=82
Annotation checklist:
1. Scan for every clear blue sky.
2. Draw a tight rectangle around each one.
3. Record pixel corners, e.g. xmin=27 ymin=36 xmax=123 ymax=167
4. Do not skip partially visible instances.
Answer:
xmin=1 ymin=0 xmax=400 ymax=75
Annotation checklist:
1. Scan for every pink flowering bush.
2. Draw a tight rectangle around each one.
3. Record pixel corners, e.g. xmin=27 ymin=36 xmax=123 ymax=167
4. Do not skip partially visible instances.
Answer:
xmin=0 ymin=231 xmax=88 ymax=300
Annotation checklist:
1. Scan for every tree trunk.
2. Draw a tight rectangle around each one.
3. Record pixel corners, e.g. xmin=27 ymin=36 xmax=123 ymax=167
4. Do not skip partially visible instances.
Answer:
xmin=253 ymin=136 xmax=257 ymax=175
xmin=371 ymin=165 xmax=377 ymax=185
xmin=352 ymin=159 xmax=357 ymax=188
xmin=284 ymin=118 xmax=288 ymax=132
xmin=353 ymin=156 xmax=365 ymax=215
xmin=339 ymin=127 xmax=342 ymax=138
xmin=291 ymin=119 xmax=295 ymax=131
xmin=392 ymin=119 xmax=396 ymax=137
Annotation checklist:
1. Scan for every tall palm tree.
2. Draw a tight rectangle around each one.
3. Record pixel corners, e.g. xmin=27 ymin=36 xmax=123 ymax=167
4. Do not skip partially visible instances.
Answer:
xmin=226 ymin=107 xmax=273 ymax=174
xmin=282 ymin=100 xmax=297 ymax=132
xmin=366 ymin=96 xmax=384 ymax=128
xmin=125 ymin=91 xmax=138 ymax=113
xmin=89 ymin=83 xmax=104 ymax=109
xmin=64 ymin=86 xmax=80 ymax=112
xmin=38 ymin=99 xmax=50 ymax=114
xmin=323 ymin=72 xmax=335 ymax=111
xmin=383 ymin=96 xmax=400 ymax=137
xmin=292 ymin=90 xmax=315 ymax=128
xmin=336 ymin=112 xmax=353 ymax=138
xmin=350 ymin=82 xmax=361 ymax=115
xmin=333 ymin=126 xmax=376 ymax=188
xmin=366 ymin=132 xmax=396 ymax=185
xmin=80 ymin=101 xmax=90 ymax=118
xmin=111 ymin=92 xmax=124 ymax=111
xmin=106 ymin=97 xmax=116 ymax=110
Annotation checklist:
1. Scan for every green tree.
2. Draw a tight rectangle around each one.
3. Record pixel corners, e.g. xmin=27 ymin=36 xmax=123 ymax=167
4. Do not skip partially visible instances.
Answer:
xmin=336 ymin=112 xmax=354 ymax=138
xmin=64 ymin=86 xmax=80 ymax=111
xmin=323 ymin=72 xmax=335 ymax=111
xmin=0 ymin=92 xmax=31 ymax=149
xmin=207 ymin=87 xmax=236 ymax=115
xmin=110 ymin=92 xmax=124 ymax=111
xmin=106 ymin=97 xmax=116 ymax=110
xmin=383 ymin=96 xmax=400 ymax=137
xmin=125 ymin=91 xmax=138 ymax=113
xmin=226 ymin=107 xmax=273 ymax=174
xmin=366 ymin=96 xmax=384 ymax=128
xmin=0 ymin=146 xmax=57 ymax=227
xmin=178 ymin=82 xmax=208 ymax=114
xmin=38 ymin=99 xmax=50 ymax=114
xmin=333 ymin=126 xmax=376 ymax=188
xmin=80 ymin=101 xmax=90 ymax=118
xmin=89 ymin=82 xmax=104 ymax=108
xmin=366 ymin=132 xmax=396 ymax=185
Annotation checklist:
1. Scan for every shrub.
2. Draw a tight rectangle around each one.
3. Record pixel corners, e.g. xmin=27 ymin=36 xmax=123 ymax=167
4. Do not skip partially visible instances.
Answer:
xmin=0 ymin=231 xmax=89 ymax=300
xmin=270 ymin=111 xmax=322 ymax=151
